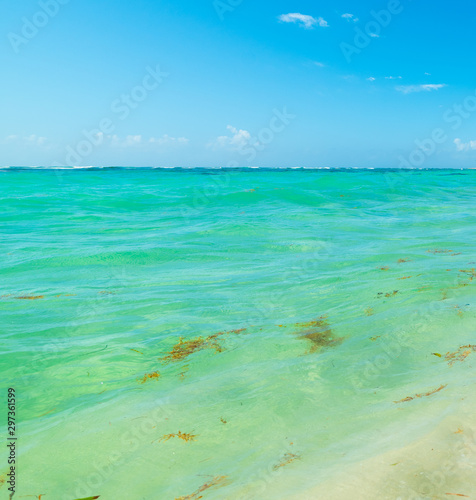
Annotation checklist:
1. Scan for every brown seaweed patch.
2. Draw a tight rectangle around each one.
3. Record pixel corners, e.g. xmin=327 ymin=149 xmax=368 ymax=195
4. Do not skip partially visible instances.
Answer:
xmin=427 ymin=249 xmax=454 ymax=254
xmin=394 ymin=384 xmax=447 ymax=403
xmin=397 ymin=259 xmax=411 ymax=264
xmin=161 ymin=329 xmax=246 ymax=363
xmin=273 ymin=453 xmax=301 ymax=471
xmin=161 ymin=336 xmax=222 ymax=363
xmin=175 ymin=476 xmax=229 ymax=500
xmin=139 ymin=371 xmax=160 ymax=383
xmin=459 ymin=268 xmax=476 ymax=280
xmin=377 ymin=290 xmax=399 ymax=298
xmin=398 ymin=276 xmax=412 ymax=280
xmin=294 ymin=316 xmax=343 ymax=353
xmin=445 ymin=345 xmax=476 ymax=365
xmin=158 ymin=430 xmax=197 ymax=443
xmin=364 ymin=307 xmax=374 ymax=316
xmin=14 ymin=295 xmax=44 ymax=300
xmin=130 ymin=348 xmax=144 ymax=355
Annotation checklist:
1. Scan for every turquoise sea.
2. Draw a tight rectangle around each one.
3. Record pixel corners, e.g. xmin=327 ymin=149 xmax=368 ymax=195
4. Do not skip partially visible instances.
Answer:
xmin=1 ymin=168 xmax=475 ymax=500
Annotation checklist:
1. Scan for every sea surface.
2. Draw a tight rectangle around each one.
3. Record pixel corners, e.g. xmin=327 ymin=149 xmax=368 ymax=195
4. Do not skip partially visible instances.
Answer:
xmin=1 ymin=168 xmax=475 ymax=500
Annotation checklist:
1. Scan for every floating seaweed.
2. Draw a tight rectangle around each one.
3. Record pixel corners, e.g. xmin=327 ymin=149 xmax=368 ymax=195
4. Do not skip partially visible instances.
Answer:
xmin=454 ymin=305 xmax=465 ymax=318
xmin=14 ymin=295 xmax=44 ymax=300
xmin=370 ymin=336 xmax=381 ymax=342
xmin=73 ymin=497 xmax=100 ymax=500
xmin=445 ymin=494 xmax=469 ymax=498
xmin=397 ymin=259 xmax=411 ymax=264
xmin=377 ymin=290 xmax=399 ymax=299
xmin=293 ymin=316 xmax=343 ymax=354
xmin=378 ymin=266 xmax=390 ymax=271
xmin=427 ymin=249 xmax=454 ymax=254
xmin=175 ymin=476 xmax=229 ymax=500
xmin=157 ymin=431 xmax=197 ymax=443
xmin=161 ymin=336 xmax=222 ymax=363
xmin=130 ymin=348 xmax=144 ymax=355
xmin=161 ymin=329 xmax=246 ymax=363
xmin=432 ymin=353 xmax=442 ymax=358
xmin=364 ymin=307 xmax=374 ymax=316
xmin=394 ymin=384 xmax=447 ymax=403
xmin=398 ymin=276 xmax=412 ymax=280
xmin=272 ymin=453 xmax=301 ymax=471
xmin=445 ymin=345 xmax=476 ymax=365
xmin=139 ymin=371 xmax=160 ymax=384
xmin=179 ymin=364 xmax=190 ymax=380
xmin=220 ymin=417 xmax=227 ymax=424
xmin=459 ymin=268 xmax=476 ymax=280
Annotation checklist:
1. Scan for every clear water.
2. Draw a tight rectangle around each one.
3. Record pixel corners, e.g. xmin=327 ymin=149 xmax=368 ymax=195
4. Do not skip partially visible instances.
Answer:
xmin=1 ymin=168 xmax=475 ymax=499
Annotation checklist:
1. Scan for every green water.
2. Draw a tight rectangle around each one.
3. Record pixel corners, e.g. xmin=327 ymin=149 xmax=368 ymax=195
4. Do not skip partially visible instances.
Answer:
xmin=1 ymin=168 xmax=475 ymax=499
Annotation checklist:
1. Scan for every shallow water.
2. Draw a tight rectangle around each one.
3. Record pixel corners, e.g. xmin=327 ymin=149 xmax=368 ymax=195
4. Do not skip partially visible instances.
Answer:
xmin=1 ymin=168 xmax=475 ymax=499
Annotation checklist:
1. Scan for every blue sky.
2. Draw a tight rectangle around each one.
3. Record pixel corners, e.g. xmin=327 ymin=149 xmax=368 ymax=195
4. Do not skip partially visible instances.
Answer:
xmin=1 ymin=0 xmax=476 ymax=167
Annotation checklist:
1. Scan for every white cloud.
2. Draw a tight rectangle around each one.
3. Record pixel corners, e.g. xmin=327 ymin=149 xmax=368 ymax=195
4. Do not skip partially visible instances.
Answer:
xmin=454 ymin=138 xmax=476 ymax=151
xmin=396 ymin=84 xmax=447 ymax=94
xmin=3 ymin=134 xmax=48 ymax=147
xmin=209 ymin=125 xmax=255 ymax=151
xmin=278 ymin=13 xmax=328 ymax=29
xmin=425 ymin=72 xmax=431 ymax=76
xmin=313 ymin=61 xmax=326 ymax=68
xmin=342 ymin=13 xmax=359 ymax=22
xmin=385 ymin=76 xmax=402 ymax=80
xmin=149 ymin=134 xmax=189 ymax=146
xmin=367 ymin=77 xmax=376 ymax=82
xmin=369 ymin=33 xmax=379 ymax=38
xmin=109 ymin=134 xmax=188 ymax=148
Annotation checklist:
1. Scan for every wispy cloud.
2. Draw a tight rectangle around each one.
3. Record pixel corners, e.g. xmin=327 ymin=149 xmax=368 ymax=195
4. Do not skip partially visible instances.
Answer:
xmin=385 ymin=76 xmax=402 ymax=80
xmin=149 ymin=134 xmax=189 ymax=146
xmin=109 ymin=134 xmax=189 ymax=148
xmin=209 ymin=125 xmax=254 ymax=151
xmin=313 ymin=61 xmax=326 ymax=68
xmin=396 ymin=84 xmax=447 ymax=94
xmin=342 ymin=13 xmax=359 ymax=22
xmin=3 ymin=134 xmax=48 ymax=147
xmin=454 ymin=138 xmax=476 ymax=151
xmin=367 ymin=77 xmax=376 ymax=82
xmin=278 ymin=13 xmax=328 ymax=29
